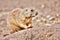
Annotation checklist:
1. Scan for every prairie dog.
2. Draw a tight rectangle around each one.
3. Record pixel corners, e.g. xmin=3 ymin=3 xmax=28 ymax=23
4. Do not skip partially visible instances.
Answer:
xmin=7 ymin=8 xmax=38 ymax=33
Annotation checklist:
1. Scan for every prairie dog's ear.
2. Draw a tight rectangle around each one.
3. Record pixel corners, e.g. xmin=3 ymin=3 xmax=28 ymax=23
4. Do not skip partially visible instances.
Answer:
xmin=10 ymin=8 xmax=22 ymax=16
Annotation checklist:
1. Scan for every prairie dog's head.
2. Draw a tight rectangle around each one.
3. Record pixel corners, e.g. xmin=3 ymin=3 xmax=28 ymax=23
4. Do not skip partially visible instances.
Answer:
xmin=22 ymin=8 xmax=38 ymax=17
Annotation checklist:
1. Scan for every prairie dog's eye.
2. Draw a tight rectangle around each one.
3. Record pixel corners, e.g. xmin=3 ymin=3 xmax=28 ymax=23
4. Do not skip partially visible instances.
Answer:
xmin=31 ymin=9 xmax=34 ymax=12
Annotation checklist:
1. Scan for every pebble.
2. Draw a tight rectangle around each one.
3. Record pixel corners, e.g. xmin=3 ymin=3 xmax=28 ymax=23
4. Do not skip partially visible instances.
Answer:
xmin=41 ymin=4 xmax=45 ymax=8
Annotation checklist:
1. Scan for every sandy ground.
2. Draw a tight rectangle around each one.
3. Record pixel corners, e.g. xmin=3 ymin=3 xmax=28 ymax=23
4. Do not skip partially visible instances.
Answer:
xmin=0 ymin=0 xmax=60 ymax=40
